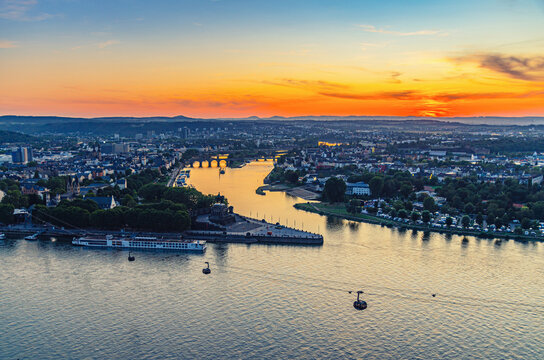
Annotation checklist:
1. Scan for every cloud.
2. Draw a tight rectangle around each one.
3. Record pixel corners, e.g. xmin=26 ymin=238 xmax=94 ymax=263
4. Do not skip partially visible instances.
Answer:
xmin=71 ymin=39 xmax=121 ymax=50
xmin=451 ymin=53 xmax=544 ymax=81
xmin=358 ymin=24 xmax=445 ymax=36
xmin=63 ymin=96 xmax=262 ymax=111
xmin=389 ymin=71 xmax=402 ymax=84
xmin=319 ymin=90 xmax=420 ymax=101
xmin=318 ymin=89 xmax=544 ymax=103
xmin=173 ymin=98 xmax=259 ymax=110
xmin=360 ymin=41 xmax=388 ymax=51
xmin=262 ymin=78 xmax=349 ymax=91
xmin=0 ymin=0 xmax=54 ymax=21
xmin=0 ymin=40 xmax=18 ymax=48
xmin=97 ymin=40 xmax=120 ymax=48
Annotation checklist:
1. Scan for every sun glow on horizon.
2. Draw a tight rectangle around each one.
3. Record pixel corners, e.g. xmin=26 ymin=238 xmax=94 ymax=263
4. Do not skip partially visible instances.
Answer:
xmin=1 ymin=0 xmax=544 ymax=118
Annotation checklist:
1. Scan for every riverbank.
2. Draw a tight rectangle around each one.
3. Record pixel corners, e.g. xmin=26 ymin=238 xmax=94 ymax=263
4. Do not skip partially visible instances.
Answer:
xmin=0 ymin=209 xmax=324 ymax=245
xmin=256 ymin=183 xmax=292 ymax=195
xmin=256 ymin=184 xmax=320 ymax=200
xmin=294 ymin=202 xmax=543 ymax=242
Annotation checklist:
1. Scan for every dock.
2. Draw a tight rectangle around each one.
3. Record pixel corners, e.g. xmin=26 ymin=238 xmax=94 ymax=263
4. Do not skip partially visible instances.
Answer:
xmin=192 ymin=211 xmax=323 ymax=245
xmin=0 ymin=215 xmax=324 ymax=246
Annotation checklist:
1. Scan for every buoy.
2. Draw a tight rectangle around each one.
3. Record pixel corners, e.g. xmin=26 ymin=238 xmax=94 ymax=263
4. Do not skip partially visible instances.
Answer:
xmin=128 ymin=252 xmax=135 ymax=262
xmin=202 ymin=261 xmax=211 ymax=274
xmin=432 ymin=293 xmax=436 ymax=297
xmin=353 ymin=290 xmax=367 ymax=310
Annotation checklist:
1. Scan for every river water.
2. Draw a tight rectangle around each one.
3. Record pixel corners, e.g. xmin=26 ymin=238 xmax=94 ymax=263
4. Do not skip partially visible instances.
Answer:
xmin=1 ymin=161 xmax=543 ymax=359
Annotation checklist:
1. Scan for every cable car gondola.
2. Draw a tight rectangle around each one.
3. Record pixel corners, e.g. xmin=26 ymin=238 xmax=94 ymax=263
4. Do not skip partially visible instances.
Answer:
xmin=202 ymin=261 xmax=211 ymax=274
xmin=353 ymin=290 xmax=367 ymax=310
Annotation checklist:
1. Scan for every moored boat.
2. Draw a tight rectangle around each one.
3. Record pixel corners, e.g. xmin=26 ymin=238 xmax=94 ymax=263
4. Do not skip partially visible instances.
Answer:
xmin=72 ymin=234 xmax=206 ymax=252
xmin=25 ymin=233 xmax=40 ymax=241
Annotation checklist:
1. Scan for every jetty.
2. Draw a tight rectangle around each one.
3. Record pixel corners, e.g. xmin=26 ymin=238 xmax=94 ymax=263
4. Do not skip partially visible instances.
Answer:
xmin=0 ymin=211 xmax=323 ymax=246
xmin=186 ymin=214 xmax=323 ymax=245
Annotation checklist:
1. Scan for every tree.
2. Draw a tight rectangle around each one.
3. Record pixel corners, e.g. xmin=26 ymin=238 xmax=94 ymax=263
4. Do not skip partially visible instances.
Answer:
xmin=462 ymin=215 xmax=471 ymax=228
xmin=422 ymin=210 xmax=431 ymax=223
xmin=531 ymin=201 xmax=544 ymax=220
xmin=121 ymin=194 xmax=137 ymax=207
xmin=475 ymin=213 xmax=484 ymax=225
xmin=284 ymin=170 xmax=299 ymax=184
xmin=398 ymin=209 xmax=408 ymax=219
xmin=369 ymin=176 xmax=384 ymax=197
xmin=1 ymin=190 xmax=27 ymax=208
xmin=400 ymin=183 xmax=412 ymax=198
xmin=139 ymin=183 xmax=166 ymax=202
xmin=181 ymin=149 xmax=199 ymax=162
xmin=46 ymin=176 xmax=67 ymax=195
xmin=411 ymin=211 xmax=420 ymax=222
xmin=446 ymin=216 xmax=453 ymax=227
xmin=322 ymin=177 xmax=346 ymax=203
xmin=423 ymin=197 xmax=436 ymax=212
xmin=0 ymin=204 xmax=14 ymax=224
xmin=464 ymin=202 xmax=475 ymax=214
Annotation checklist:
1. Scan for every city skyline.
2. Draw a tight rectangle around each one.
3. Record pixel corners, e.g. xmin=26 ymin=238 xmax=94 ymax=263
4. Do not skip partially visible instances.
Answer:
xmin=2 ymin=0 xmax=544 ymax=118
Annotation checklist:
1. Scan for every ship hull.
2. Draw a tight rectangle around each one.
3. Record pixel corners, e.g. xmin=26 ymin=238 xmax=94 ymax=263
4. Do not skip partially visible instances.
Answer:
xmin=72 ymin=237 xmax=206 ymax=252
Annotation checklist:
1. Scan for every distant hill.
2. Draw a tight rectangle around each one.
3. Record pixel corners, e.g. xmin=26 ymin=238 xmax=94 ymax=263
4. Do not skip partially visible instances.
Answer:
xmin=0 ymin=114 xmax=197 ymax=124
xmin=3 ymin=114 xmax=544 ymax=126
xmin=1 ymin=114 xmax=544 ymax=135
xmin=0 ymin=130 xmax=36 ymax=143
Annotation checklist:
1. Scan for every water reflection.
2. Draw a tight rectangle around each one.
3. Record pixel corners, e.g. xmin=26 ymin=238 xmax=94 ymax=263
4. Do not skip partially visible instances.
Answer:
xmin=421 ymin=231 xmax=431 ymax=242
xmin=325 ymin=216 xmax=344 ymax=231
xmin=1 ymin=161 xmax=543 ymax=360
xmin=348 ymin=221 xmax=360 ymax=231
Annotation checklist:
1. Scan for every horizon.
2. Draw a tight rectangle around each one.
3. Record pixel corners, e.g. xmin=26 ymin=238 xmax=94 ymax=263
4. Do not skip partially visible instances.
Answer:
xmin=2 ymin=0 xmax=544 ymax=118
xmin=3 ymin=114 xmax=544 ymax=120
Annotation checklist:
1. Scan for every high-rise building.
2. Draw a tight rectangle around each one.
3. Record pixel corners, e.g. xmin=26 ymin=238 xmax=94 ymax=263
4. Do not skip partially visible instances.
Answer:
xmin=182 ymin=127 xmax=189 ymax=139
xmin=101 ymin=143 xmax=130 ymax=154
xmin=12 ymin=146 xmax=32 ymax=164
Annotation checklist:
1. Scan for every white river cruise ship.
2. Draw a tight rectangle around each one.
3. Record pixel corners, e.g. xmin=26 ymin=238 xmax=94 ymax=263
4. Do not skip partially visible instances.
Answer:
xmin=73 ymin=235 xmax=206 ymax=252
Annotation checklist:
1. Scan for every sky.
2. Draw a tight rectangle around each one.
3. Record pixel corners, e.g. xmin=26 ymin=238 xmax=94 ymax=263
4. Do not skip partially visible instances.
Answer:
xmin=1 ymin=0 xmax=544 ymax=118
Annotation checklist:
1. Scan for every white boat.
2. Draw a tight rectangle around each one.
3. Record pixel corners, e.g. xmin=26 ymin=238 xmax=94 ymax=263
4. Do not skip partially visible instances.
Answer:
xmin=0 ymin=233 xmax=5 ymax=240
xmin=25 ymin=233 xmax=40 ymax=241
xmin=72 ymin=234 xmax=206 ymax=252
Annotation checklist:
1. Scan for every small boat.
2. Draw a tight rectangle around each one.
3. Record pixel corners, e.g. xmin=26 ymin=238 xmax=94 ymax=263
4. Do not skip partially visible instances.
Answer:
xmin=25 ymin=233 xmax=40 ymax=241
xmin=0 ymin=233 xmax=5 ymax=240
xmin=219 ymin=169 xmax=225 ymax=174
xmin=128 ymin=252 xmax=135 ymax=262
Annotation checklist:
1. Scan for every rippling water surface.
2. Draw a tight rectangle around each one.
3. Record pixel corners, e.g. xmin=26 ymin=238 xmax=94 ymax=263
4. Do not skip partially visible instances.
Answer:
xmin=2 ymin=161 xmax=543 ymax=359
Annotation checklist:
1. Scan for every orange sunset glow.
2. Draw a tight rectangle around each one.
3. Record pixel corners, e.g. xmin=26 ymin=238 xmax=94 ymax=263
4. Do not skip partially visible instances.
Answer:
xmin=1 ymin=0 xmax=544 ymax=118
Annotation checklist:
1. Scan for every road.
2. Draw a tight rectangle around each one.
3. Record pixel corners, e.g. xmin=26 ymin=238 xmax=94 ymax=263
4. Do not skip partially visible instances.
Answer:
xmin=166 ymin=166 xmax=182 ymax=187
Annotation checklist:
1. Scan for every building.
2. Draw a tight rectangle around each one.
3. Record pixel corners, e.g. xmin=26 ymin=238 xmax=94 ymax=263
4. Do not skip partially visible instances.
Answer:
xmin=66 ymin=176 xmax=80 ymax=195
xmin=21 ymin=184 xmax=48 ymax=199
xmin=86 ymin=196 xmax=117 ymax=210
xmin=345 ymin=181 xmax=371 ymax=196
xmin=178 ymin=127 xmax=190 ymax=139
xmin=115 ymin=178 xmax=127 ymax=190
xmin=101 ymin=143 xmax=130 ymax=154
xmin=209 ymin=203 xmax=235 ymax=225
xmin=12 ymin=146 xmax=33 ymax=164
